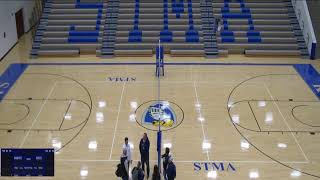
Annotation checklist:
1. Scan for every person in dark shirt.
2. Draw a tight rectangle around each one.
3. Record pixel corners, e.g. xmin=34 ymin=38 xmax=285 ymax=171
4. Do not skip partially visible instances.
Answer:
xmin=120 ymin=149 xmax=129 ymax=180
xmin=152 ymin=164 xmax=161 ymax=180
xmin=161 ymin=147 xmax=170 ymax=180
xmin=166 ymin=156 xmax=176 ymax=180
xmin=139 ymin=133 xmax=150 ymax=178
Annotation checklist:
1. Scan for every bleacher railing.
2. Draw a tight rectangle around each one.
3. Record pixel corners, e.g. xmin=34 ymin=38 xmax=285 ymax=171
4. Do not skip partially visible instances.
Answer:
xmin=292 ymin=0 xmax=317 ymax=59
xmin=30 ymin=0 xmax=43 ymax=40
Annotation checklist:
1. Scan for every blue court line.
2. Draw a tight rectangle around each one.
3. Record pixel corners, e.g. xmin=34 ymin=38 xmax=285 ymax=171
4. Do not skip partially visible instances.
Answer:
xmin=294 ymin=64 xmax=320 ymax=100
xmin=0 ymin=64 xmax=28 ymax=101
xmin=25 ymin=62 xmax=302 ymax=66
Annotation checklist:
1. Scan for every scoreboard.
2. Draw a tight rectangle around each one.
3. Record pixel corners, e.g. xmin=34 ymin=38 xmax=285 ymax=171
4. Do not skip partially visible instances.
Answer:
xmin=1 ymin=148 xmax=54 ymax=176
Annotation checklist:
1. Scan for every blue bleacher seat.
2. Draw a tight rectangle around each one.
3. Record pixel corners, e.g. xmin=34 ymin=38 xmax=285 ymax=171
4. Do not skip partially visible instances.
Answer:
xmin=186 ymin=30 xmax=199 ymax=42
xmin=248 ymin=36 xmax=262 ymax=43
xmin=222 ymin=13 xmax=252 ymax=19
xmin=221 ymin=31 xmax=234 ymax=36
xmin=68 ymin=37 xmax=98 ymax=43
xmin=160 ymin=30 xmax=173 ymax=42
xmin=129 ymin=30 xmax=142 ymax=42
xmin=68 ymin=1 xmax=102 ymax=44
xmin=247 ymin=31 xmax=260 ymax=36
xmin=222 ymin=37 xmax=235 ymax=43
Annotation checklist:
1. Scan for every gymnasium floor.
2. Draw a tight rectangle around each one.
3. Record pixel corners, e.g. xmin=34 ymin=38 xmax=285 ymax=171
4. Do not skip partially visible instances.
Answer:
xmin=1 ymin=33 xmax=320 ymax=180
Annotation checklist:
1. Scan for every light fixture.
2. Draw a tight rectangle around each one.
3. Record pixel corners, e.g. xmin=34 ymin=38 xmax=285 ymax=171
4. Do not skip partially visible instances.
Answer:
xmin=290 ymin=170 xmax=301 ymax=177
xmin=265 ymin=112 xmax=273 ymax=123
xmin=207 ymin=170 xmax=217 ymax=179
xmin=98 ymin=101 xmax=106 ymax=108
xmin=258 ymin=101 xmax=266 ymax=107
xmin=228 ymin=101 xmax=233 ymax=108
xmin=130 ymin=101 xmax=138 ymax=110
xmin=241 ymin=139 xmax=250 ymax=150
xmin=88 ymin=140 xmax=97 ymax=151
xmin=232 ymin=114 xmax=240 ymax=124
xmin=249 ymin=170 xmax=259 ymax=179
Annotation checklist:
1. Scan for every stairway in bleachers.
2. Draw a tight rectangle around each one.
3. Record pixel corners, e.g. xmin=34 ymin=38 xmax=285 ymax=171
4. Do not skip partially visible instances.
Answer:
xmin=113 ymin=0 xmax=206 ymax=57
xmin=100 ymin=0 xmax=120 ymax=57
xmin=200 ymin=0 xmax=219 ymax=57
xmin=31 ymin=0 xmax=107 ymax=57
xmin=213 ymin=0 xmax=309 ymax=57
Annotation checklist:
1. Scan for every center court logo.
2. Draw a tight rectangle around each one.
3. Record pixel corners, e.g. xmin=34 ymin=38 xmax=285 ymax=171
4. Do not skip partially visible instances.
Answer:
xmin=135 ymin=100 xmax=184 ymax=131
xmin=142 ymin=101 xmax=177 ymax=128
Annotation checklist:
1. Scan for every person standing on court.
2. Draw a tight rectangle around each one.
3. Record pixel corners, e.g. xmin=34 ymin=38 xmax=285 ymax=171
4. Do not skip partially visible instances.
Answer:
xmin=123 ymin=137 xmax=132 ymax=169
xmin=120 ymin=149 xmax=129 ymax=180
xmin=151 ymin=165 xmax=161 ymax=180
xmin=165 ymin=156 xmax=176 ymax=180
xmin=161 ymin=147 xmax=170 ymax=180
xmin=131 ymin=161 xmax=144 ymax=180
xmin=139 ymin=133 xmax=150 ymax=179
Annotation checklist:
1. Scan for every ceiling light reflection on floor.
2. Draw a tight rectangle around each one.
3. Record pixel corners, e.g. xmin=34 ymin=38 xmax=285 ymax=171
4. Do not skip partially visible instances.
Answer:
xmin=241 ymin=139 xmax=250 ymax=150
xmin=202 ymin=140 xmax=211 ymax=151
xmin=96 ymin=112 xmax=104 ymax=123
xmin=64 ymin=114 xmax=72 ymax=120
xmin=207 ymin=170 xmax=217 ymax=179
xmin=249 ymin=170 xmax=259 ymax=179
xmin=163 ymin=142 xmax=172 ymax=149
xmin=277 ymin=143 xmax=287 ymax=149
xmin=265 ymin=112 xmax=273 ymax=124
xmin=195 ymin=103 xmax=201 ymax=108
xmin=290 ymin=170 xmax=301 ymax=178
xmin=88 ymin=140 xmax=97 ymax=151
xmin=232 ymin=114 xmax=240 ymax=124
xmin=129 ymin=114 xmax=136 ymax=122
xmin=258 ymin=101 xmax=266 ymax=107
xmin=52 ymin=138 xmax=61 ymax=153
xmin=198 ymin=116 xmax=205 ymax=122
xmin=80 ymin=167 xmax=88 ymax=177
xmin=130 ymin=101 xmax=137 ymax=110
xmin=98 ymin=101 xmax=106 ymax=108
xmin=128 ymin=142 xmax=134 ymax=149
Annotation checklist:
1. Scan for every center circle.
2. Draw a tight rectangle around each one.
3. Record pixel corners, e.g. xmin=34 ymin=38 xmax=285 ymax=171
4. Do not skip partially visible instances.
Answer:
xmin=135 ymin=100 xmax=184 ymax=131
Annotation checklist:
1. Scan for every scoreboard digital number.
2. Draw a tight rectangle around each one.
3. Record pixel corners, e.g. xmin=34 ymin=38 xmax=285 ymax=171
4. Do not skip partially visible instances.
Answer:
xmin=1 ymin=148 xmax=54 ymax=176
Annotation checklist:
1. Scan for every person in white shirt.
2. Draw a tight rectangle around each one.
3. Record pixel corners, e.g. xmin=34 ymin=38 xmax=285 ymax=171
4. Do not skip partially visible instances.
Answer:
xmin=122 ymin=137 xmax=132 ymax=168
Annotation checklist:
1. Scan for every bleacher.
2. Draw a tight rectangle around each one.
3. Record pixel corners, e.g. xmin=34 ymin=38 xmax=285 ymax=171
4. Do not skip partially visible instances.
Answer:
xmin=213 ymin=0 xmax=308 ymax=57
xmin=31 ymin=0 xmax=107 ymax=57
xmin=111 ymin=0 xmax=206 ymax=57
xmin=30 ymin=0 xmax=310 ymax=58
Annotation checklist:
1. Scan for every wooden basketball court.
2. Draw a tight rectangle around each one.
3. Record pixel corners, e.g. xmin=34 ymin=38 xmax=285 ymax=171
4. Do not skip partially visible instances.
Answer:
xmin=0 ymin=59 xmax=320 ymax=179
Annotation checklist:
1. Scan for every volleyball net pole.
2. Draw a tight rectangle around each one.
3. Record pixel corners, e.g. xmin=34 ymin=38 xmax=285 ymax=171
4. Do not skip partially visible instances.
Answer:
xmin=156 ymin=39 xmax=162 ymax=174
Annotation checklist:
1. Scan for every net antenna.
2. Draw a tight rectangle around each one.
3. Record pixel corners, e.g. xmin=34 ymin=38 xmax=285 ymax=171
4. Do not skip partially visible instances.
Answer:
xmin=156 ymin=40 xmax=164 ymax=77
xmin=156 ymin=40 xmax=163 ymax=174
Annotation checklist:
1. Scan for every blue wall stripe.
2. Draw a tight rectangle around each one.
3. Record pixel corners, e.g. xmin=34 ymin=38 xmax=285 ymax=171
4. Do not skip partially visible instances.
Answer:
xmin=0 ymin=64 xmax=28 ymax=101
